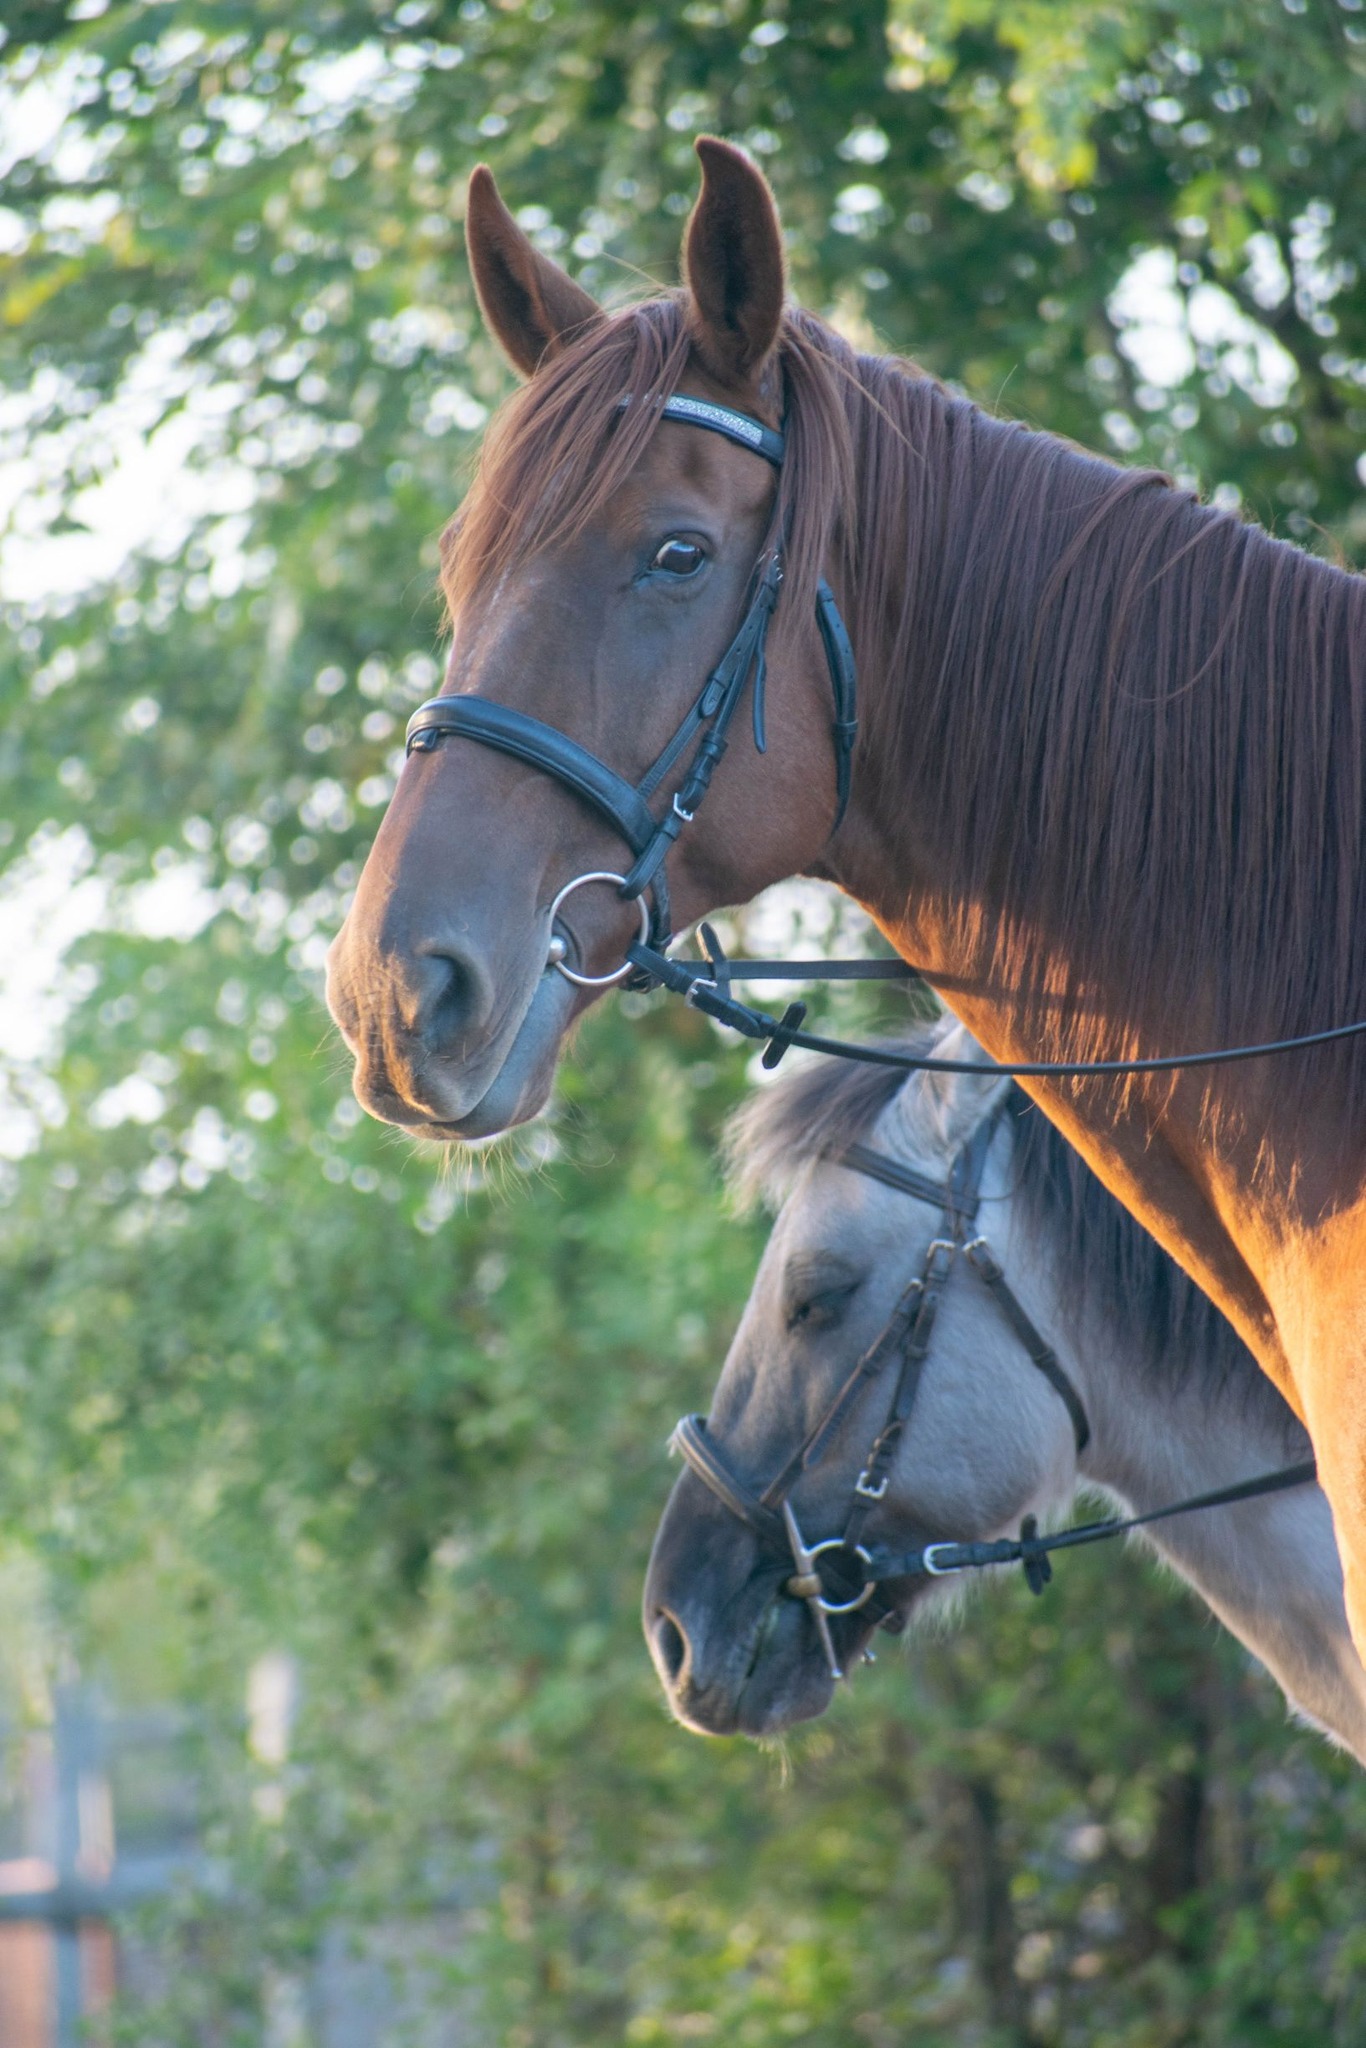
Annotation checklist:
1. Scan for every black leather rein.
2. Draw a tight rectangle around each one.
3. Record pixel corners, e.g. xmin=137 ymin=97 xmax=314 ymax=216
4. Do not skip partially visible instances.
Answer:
xmin=630 ymin=924 xmax=1366 ymax=1079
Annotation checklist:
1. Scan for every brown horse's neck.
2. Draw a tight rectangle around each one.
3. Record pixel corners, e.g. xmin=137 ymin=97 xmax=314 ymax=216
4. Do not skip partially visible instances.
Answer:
xmin=819 ymin=352 xmax=1366 ymax=1147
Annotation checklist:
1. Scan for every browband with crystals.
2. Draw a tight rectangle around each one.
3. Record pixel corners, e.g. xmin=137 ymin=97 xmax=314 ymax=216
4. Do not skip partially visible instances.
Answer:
xmin=656 ymin=394 xmax=786 ymax=467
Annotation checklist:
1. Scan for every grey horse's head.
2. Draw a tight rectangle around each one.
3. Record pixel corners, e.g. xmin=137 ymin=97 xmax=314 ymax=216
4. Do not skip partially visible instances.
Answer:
xmin=643 ymin=1025 xmax=1079 ymax=1737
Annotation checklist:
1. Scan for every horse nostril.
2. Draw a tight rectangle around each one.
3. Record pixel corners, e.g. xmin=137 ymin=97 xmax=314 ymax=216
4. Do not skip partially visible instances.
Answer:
xmin=652 ymin=1609 xmax=690 ymax=1688
xmin=412 ymin=938 xmax=493 ymax=1046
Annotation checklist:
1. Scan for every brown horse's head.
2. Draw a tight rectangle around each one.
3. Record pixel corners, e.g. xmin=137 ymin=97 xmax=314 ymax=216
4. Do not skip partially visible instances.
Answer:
xmin=326 ymin=140 xmax=856 ymax=1138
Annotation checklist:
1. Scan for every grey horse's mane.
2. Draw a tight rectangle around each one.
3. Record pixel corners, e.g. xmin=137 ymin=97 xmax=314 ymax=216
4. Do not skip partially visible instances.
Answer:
xmin=725 ymin=1024 xmax=1307 ymax=1450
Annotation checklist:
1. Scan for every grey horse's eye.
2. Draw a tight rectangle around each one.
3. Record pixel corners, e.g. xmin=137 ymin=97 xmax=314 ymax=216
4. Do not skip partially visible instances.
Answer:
xmin=651 ymin=539 xmax=705 ymax=576
xmin=787 ymin=1283 xmax=858 ymax=1334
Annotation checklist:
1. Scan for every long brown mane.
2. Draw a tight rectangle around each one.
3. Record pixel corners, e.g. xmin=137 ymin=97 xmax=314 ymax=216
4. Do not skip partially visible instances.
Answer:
xmin=447 ymin=293 xmax=1366 ymax=1149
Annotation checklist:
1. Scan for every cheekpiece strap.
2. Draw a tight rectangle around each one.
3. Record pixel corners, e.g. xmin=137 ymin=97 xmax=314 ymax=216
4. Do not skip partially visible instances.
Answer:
xmin=816 ymin=579 xmax=857 ymax=829
xmin=962 ymin=1240 xmax=1092 ymax=1455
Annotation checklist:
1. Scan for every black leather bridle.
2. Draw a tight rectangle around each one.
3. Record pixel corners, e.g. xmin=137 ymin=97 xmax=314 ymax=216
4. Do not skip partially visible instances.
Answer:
xmin=668 ymin=1101 xmax=1315 ymax=1682
xmin=406 ymin=393 xmax=856 ymax=985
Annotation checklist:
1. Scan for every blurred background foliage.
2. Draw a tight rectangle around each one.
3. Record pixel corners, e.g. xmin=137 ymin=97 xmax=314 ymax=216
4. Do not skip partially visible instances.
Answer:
xmin=4 ymin=0 xmax=1366 ymax=2040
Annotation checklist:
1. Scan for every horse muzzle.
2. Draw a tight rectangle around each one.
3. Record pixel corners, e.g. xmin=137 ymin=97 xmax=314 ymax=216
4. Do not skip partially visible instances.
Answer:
xmin=326 ymin=911 xmax=578 ymax=1137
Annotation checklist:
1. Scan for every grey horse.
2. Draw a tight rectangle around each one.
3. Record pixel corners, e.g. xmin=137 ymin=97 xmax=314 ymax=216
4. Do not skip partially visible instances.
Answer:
xmin=645 ymin=1024 xmax=1366 ymax=1757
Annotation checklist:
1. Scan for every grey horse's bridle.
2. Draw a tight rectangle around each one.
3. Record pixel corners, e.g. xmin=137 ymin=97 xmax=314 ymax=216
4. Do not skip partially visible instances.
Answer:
xmin=669 ymin=1099 xmax=1092 ymax=1679
xmin=669 ymin=1099 xmax=1317 ymax=1682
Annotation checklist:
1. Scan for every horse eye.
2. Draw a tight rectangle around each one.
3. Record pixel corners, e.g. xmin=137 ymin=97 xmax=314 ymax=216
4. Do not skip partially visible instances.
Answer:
xmin=787 ymin=1284 xmax=857 ymax=1334
xmin=650 ymin=539 xmax=705 ymax=577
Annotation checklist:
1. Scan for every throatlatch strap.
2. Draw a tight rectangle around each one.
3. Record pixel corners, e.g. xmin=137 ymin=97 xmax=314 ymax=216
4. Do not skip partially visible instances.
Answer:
xmin=816 ymin=579 xmax=857 ymax=828
xmin=964 ymin=1240 xmax=1091 ymax=1455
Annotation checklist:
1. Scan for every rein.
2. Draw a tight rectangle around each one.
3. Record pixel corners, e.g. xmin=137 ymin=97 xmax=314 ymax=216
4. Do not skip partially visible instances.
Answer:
xmin=868 ymin=1459 xmax=1319 ymax=1594
xmin=669 ymin=1103 xmax=1318 ymax=1681
xmin=629 ymin=925 xmax=1366 ymax=1078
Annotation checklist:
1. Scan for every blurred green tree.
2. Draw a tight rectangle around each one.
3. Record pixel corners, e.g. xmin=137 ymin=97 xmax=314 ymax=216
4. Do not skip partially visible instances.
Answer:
xmin=3 ymin=1 xmax=1366 ymax=2042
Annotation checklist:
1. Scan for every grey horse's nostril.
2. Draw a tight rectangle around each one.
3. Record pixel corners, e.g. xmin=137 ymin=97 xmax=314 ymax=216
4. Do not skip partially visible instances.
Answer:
xmin=652 ymin=1610 xmax=689 ymax=1688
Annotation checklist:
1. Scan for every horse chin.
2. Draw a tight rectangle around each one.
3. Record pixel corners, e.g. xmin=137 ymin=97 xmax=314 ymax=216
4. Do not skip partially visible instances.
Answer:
xmin=735 ymin=1651 xmax=836 ymax=1736
xmin=730 ymin=1604 xmax=898 ymax=1735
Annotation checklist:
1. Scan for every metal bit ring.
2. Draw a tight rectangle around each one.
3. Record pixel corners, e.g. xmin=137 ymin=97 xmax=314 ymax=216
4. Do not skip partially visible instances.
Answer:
xmin=547 ymin=871 xmax=651 ymax=988
xmin=806 ymin=1538 xmax=876 ymax=1614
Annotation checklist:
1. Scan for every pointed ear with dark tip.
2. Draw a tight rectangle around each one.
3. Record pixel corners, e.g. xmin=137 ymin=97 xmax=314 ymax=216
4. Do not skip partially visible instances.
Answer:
xmin=683 ymin=137 xmax=786 ymax=388
xmin=465 ymin=163 xmax=604 ymax=378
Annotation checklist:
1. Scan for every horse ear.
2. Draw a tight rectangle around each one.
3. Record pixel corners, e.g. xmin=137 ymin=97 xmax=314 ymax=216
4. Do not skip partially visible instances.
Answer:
xmin=465 ymin=164 xmax=604 ymax=378
xmin=887 ymin=1025 xmax=1012 ymax=1161
xmin=683 ymin=137 xmax=785 ymax=388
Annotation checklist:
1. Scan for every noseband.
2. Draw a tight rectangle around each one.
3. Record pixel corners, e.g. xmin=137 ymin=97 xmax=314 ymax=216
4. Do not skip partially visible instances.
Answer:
xmin=671 ymin=1100 xmax=1090 ymax=1677
xmin=405 ymin=394 xmax=856 ymax=982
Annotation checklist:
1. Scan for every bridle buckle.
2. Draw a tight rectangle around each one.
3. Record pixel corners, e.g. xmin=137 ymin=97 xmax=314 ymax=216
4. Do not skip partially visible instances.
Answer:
xmin=922 ymin=1542 xmax=963 ymax=1577
xmin=854 ymin=1469 xmax=889 ymax=1501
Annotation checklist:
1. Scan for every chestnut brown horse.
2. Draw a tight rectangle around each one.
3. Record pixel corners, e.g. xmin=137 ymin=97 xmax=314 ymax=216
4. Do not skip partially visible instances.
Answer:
xmin=326 ymin=140 xmax=1366 ymax=1663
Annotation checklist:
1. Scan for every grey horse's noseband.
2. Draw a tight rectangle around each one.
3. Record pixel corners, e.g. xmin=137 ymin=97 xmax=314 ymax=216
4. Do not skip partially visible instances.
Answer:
xmin=405 ymin=394 xmax=856 ymax=984
xmin=670 ymin=1100 xmax=1091 ymax=1678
